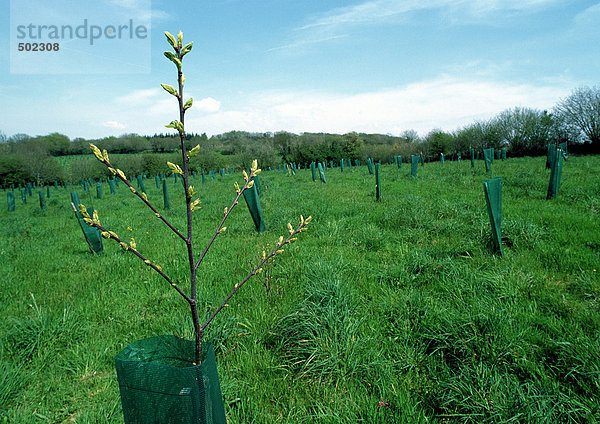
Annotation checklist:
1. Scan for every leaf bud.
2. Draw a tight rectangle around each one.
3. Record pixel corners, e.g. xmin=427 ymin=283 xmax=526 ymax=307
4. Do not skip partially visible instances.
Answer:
xmin=161 ymin=83 xmax=178 ymax=97
xmin=89 ymin=144 xmax=103 ymax=161
xmin=165 ymin=31 xmax=177 ymax=48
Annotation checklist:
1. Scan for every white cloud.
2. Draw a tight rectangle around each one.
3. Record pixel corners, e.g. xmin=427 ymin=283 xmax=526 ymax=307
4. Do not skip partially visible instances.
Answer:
xmin=115 ymin=88 xmax=162 ymax=106
xmin=102 ymin=120 xmax=126 ymax=129
xmin=195 ymin=97 xmax=221 ymax=113
xmin=184 ymin=77 xmax=570 ymax=136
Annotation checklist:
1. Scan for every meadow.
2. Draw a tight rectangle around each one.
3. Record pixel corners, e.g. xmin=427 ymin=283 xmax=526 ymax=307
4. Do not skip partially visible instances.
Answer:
xmin=1 ymin=155 xmax=599 ymax=423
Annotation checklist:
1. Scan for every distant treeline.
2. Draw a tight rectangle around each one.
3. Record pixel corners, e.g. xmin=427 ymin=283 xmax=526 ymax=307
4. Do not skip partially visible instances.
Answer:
xmin=1 ymin=85 xmax=599 ymax=186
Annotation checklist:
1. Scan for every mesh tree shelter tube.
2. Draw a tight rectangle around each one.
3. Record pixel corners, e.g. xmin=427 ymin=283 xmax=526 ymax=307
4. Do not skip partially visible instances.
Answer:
xmin=70 ymin=192 xmax=104 ymax=254
xmin=483 ymin=148 xmax=493 ymax=173
xmin=483 ymin=177 xmax=503 ymax=256
xmin=375 ymin=162 xmax=381 ymax=201
xmin=546 ymin=144 xmax=556 ymax=169
xmin=547 ymin=148 xmax=564 ymax=200
xmin=411 ymin=155 xmax=418 ymax=177
xmin=559 ymin=141 xmax=568 ymax=160
xmin=252 ymin=174 xmax=262 ymax=197
xmin=115 ymin=335 xmax=226 ymax=424
xmin=162 ymin=179 xmax=171 ymax=210
xmin=366 ymin=158 xmax=374 ymax=175
xmin=310 ymin=162 xmax=316 ymax=182
xmin=317 ymin=163 xmax=327 ymax=184
xmin=39 ymin=191 xmax=46 ymax=211
xmin=243 ymin=180 xmax=266 ymax=232
xmin=7 ymin=191 xmax=15 ymax=211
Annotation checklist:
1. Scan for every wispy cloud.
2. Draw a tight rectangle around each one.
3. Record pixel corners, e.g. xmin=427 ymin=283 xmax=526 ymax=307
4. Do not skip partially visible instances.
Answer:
xmin=302 ymin=0 xmax=561 ymax=29
xmin=271 ymin=0 xmax=560 ymax=52
xmin=267 ymin=34 xmax=349 ymax=52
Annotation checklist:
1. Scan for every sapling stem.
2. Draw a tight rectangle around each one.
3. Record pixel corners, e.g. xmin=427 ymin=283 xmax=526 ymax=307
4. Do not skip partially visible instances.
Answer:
xmin=81 ymin=30 xmax=311 ymax=367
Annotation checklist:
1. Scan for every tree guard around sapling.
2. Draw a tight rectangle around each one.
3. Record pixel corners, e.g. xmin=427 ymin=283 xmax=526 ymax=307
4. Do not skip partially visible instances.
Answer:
xmin=115 ymin=335 xmax=226 ymax=424
xmin=243 ymin=180 xmax=266 ymax=232
xmin=482 ymin=177 xmax=503 ymax=256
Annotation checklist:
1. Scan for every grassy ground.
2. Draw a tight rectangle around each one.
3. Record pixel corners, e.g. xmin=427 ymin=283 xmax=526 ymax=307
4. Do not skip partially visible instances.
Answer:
xmin=1 ymin=155 xmax=599 ymax=423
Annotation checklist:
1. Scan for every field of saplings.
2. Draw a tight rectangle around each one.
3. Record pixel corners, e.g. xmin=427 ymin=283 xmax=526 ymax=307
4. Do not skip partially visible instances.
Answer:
xmin=1 ymin=154 xmax=599 ymax=423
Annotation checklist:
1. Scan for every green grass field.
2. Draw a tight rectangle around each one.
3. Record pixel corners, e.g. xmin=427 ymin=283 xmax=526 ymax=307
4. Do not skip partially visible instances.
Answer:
xmin=1 ymin=155 xmax=599 ymax=423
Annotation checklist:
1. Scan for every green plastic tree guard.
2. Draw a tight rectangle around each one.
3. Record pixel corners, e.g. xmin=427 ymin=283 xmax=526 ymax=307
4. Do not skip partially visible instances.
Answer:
xmin=317 ymin=163 xmax=327 ymax=184
xmin=70 ymin=192 xmax=104 ymax=254
xmin=483 ymin=148 xmax=493 ymax=173
xmin=115 ymin=336 xmax=226 ymax=424
xmin=411 ymin=155 xmax=418 ymax=177
xmin=38 ymin=191 xmax=45 ymax=211
xmin=310 ymin=162 xmax=316 ymax=182
xmin=242 ymin=183 xmax=266 ymax=232
xmin=482 ymin=177 xmax=503 ymax=256
xmin=546 ymin=144 xmax=556 ymax=169
xmin=457 ymin=152 xmax=461 ymax=162
xmin=162 ymin=179 xmax=170 ymax=210
xmin=470 ymin=148 xmax=475 ymax=168
xmin=547 ymin=148 xmax=564 ymax=200
xmin=137 ymin=175 xmax=147 ymax=194
xmin=340 ymin=159 xmax=344 ymax=172
xmin=155 ymin=175 xmax=161 ymax=189
xmin=366 ymin=158 xmax=374 ymax=175
xmin=253 ymin=174 xmax=262 ymax=197
xmin=21 ymin=189 xmax=27 ymax=204
xmin=419 ymin=153 xmax=424 ymax=167
xmin=501 ymin=148 xmax=507 ymax=161
xmin=108 ymin=178 xmax=116 ymax=194
xmin=7 ymin=191 xmax=15 ymax=211
xmin=375 ymin=162 xmax=381 ymax=201
xmin=558 ymin=142 xmax=568 ymax=160
xmin=397 ymin=155 xmax=402 ymax=169
xmin=96 ymin=183 xmax=102 ymax=199
xmin=27 ymin=183 xmax=32 ymax=196
xmin=440 ymin=153 xmax=445 ymax=164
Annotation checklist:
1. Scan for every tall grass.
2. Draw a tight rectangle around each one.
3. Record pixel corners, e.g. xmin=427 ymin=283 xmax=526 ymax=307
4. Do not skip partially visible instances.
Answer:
xmin=0 ymin=155 xmax=599 ymax=422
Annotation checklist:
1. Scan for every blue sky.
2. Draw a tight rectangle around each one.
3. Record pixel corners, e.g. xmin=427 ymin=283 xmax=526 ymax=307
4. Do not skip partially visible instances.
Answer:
xmin=1 ymin=0 xmax=598 ymax=139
